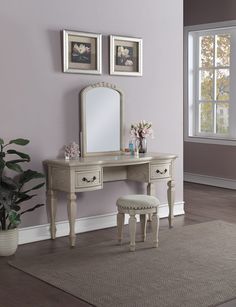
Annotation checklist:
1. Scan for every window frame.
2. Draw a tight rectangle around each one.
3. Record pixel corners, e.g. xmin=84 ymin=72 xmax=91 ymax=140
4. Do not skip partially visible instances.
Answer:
xmin=184 ymin=20 xmax=236 ymax=146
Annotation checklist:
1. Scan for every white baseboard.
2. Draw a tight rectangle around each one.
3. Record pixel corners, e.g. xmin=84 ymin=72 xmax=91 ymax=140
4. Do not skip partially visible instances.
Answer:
xmin=184 ymin=172 xmax=236 ymax=190
xmin=19 ymin=201 xmax=185 ymax=245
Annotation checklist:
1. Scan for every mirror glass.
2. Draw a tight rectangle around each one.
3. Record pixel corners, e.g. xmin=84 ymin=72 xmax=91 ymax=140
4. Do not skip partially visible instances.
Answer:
xmin=80 ymin=83 xmax=124 ymax=156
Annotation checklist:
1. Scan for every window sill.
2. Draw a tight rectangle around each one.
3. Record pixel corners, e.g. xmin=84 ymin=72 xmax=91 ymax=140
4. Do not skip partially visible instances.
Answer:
xmin=185 ymin=135 xmax=236 ymax=146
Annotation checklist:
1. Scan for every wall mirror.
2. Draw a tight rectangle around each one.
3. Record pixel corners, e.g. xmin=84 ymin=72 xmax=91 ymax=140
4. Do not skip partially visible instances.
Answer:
xmin=80 ymin=82 xmax=124 ymax=157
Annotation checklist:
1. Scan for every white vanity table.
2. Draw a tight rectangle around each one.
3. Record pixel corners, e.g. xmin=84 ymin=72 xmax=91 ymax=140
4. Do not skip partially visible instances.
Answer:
xmin=45 ymin=82 xmax=177 ymax=246
xmin=45 ymin=152 xmax=177 ymax=246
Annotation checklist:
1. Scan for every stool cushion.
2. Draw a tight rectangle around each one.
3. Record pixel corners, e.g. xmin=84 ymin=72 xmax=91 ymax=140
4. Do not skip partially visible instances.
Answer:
xmin=116 ymin=195 xmax=160 ymax=210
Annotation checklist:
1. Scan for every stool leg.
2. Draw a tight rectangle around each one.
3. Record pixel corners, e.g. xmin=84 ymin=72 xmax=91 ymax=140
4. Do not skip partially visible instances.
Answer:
xmin=140 ymin=214 xmax=147 ymax=242
xmin=147 ymin=183 xmax=155 ymax=222
xmin=151 ymin=210 xmax=159 ymax=248
xmin=129 ymin=213 xmax=136 ymax=252
xmin=148 ymin=213 xmax=153 ymax=222
xmin=117 ymin=212 xmax=125 ymax=244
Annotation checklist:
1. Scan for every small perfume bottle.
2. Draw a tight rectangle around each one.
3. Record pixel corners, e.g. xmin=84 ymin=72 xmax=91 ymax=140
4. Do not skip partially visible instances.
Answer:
xmin=129 ymin=140 xmax=134 ymax=155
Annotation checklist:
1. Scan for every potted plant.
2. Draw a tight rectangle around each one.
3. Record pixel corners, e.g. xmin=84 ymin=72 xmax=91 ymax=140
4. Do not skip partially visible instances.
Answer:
xmin=0 ymin=138 xmax=45 ymax=256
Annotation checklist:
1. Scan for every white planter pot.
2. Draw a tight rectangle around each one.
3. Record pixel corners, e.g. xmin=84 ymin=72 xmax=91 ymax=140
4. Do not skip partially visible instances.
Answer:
xmin=0 ymin=228 xmax=18 ymax=256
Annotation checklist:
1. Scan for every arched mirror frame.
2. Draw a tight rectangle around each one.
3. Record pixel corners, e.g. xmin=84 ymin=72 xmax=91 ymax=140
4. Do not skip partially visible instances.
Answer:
xmin=80 ymin=82 xmax=124 ymax=157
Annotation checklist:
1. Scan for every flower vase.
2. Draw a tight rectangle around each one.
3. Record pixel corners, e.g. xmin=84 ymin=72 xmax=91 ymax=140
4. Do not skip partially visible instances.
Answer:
xmin=135 ymin=138 xmax=147 ymax=153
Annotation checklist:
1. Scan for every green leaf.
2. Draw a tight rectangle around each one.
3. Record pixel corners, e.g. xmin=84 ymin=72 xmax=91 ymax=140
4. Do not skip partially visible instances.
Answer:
xmin=8 ymin=211 xmax=21 ymax=228
xmin=0 ymin=138 xmax=4 ymax=145
xmin=7 ymin=150 xmax=30 ymax=161
xmin=1 ymin=176 xmax=18 ymax=190
xmin=9 ymin=138 xmax=29 ymax=146
xmin=23 ymin=182 xmax=45 ymax=194
xmin=7 ymin=159 xmax=29 ymax=164
xmin=0 ymin=158 xmax=5 ymax=171
xmin=6 ymin=162 xmax=23 ymax=173
xmin=11 ymin=205 xmax=21 ymax=212
xmin=20 ymin=203 xmax=44 ymax=216
xmin=15 ymin=193 xmax=37 ymax=204
xmin=19 ymin=169 xmax=45 ymax=184
xmin=0 ymin=189 xmax=12 ymax=212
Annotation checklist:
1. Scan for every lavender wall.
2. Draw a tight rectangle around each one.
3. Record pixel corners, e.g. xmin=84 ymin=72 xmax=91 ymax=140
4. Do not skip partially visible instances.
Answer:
xmin=0 ymin=0 xmax=183 ymax=228
xmin=184 ymin=0 xmax=236 ymax=179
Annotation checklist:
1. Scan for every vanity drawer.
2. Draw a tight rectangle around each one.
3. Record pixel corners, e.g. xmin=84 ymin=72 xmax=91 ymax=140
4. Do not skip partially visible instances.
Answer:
xmin=150 ymin=164 xmax=170 ymax=180
xmin=75 ymin=169 xmax=102 ymax=189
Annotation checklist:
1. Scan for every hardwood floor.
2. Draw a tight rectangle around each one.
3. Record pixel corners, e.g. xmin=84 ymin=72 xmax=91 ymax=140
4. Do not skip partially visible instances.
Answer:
xmin=1 ymin=182 xmax=236 ymax=307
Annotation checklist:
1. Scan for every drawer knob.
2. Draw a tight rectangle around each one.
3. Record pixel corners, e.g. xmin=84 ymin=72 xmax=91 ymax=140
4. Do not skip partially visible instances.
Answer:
xmin=82 ymin=176 xmax=96 ymax=183
xmin=156 ymin=168 xmax=167 ymax=175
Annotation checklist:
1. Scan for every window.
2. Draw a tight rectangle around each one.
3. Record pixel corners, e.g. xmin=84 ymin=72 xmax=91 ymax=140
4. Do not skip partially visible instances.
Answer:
xmin=185 ymin=22 xmax=236 ymax=145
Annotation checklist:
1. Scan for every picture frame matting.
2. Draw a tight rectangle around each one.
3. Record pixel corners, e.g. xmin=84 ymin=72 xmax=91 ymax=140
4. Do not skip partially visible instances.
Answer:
xmin=63 ymin=30 xmax=102 ymax=75
xmin=110 ymin=35 xmax=143 ymax=76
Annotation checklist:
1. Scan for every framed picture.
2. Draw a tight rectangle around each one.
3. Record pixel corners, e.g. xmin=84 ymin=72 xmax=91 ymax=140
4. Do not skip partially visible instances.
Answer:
xmin=110 ymin=35 xmax=143 ymax=76
xmin=63 ymin=30 xmax=102 ymax=74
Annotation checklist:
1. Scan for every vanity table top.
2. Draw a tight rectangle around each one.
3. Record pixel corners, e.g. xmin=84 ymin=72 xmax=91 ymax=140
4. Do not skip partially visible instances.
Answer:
xmin=45 ymin=152 xmax=177 ymax=168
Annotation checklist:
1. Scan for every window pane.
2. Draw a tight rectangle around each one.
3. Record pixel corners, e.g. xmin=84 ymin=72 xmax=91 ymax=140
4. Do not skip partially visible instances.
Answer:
xmin=216 ymin=102 xmax=229 ymax=134
xmin=199 ymin=103 xmax=213 ymax=133
xmin=200 ymin=35 xmax=214 ymax=68
xmin=216 ymin=69 xmax=230 ymax=101
xmin=216 ymin=34 xmax=230 ymax=67
xmin=200 ymin=70 xmax=213 ymax=100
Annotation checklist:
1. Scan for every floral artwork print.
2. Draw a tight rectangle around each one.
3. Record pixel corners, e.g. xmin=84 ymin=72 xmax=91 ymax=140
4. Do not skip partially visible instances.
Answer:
xmin=71 ymin=42 xmax=91 ymax=63
xmin=116 ymin=45 xmax=134 ymax=66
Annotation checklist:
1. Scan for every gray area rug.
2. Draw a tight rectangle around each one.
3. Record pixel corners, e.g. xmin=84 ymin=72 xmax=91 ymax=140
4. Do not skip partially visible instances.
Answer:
xmin=9 ymin=221 xmax=236 ymax=307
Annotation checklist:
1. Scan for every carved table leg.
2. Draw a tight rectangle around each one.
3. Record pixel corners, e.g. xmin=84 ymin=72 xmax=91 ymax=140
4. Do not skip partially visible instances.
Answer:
xmin=147 ymin=183 xmax=155 ymax=221
xmin=117 ymin=212 xmax=125 ymax=244
xmin=167 ymin=180 xmax=175 ymax=228
xmin=147 ymin=182 xmax=155 ymax=196
xmin=47 ymin=189 xmax=57 ymax=240
xmin=129 ymin=212 xmax=137 ymax=252
xmin=67 ymin=192 xmax=77 ymax=247
xmin=140 ymin=214 xmax=147 ymax=242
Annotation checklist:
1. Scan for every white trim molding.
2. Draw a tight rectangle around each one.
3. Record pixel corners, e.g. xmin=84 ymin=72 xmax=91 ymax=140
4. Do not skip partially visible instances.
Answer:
xmin=19 ymin=201 xmax=185 ymax=245
xmin=184 ymin=172 xmax=236 ymax=190
xmin=184 ymin=136 xmax=236 ymax=146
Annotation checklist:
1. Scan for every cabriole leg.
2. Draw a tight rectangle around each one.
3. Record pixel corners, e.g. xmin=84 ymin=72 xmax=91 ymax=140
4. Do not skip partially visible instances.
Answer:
xmin=47 ymin=189 xmax=57 ymax=240
xmin=67 ymin=192 xmax=77 ymax=247
xmin=167 ymin=180 xmax=175 ymax=228
xmin=147 ymin=183 xmax=155 ymax=221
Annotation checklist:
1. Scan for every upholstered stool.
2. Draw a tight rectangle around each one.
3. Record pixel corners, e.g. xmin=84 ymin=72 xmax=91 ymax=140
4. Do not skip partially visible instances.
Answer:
xmin=116 ymin=195 xmax=160 ymax=251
